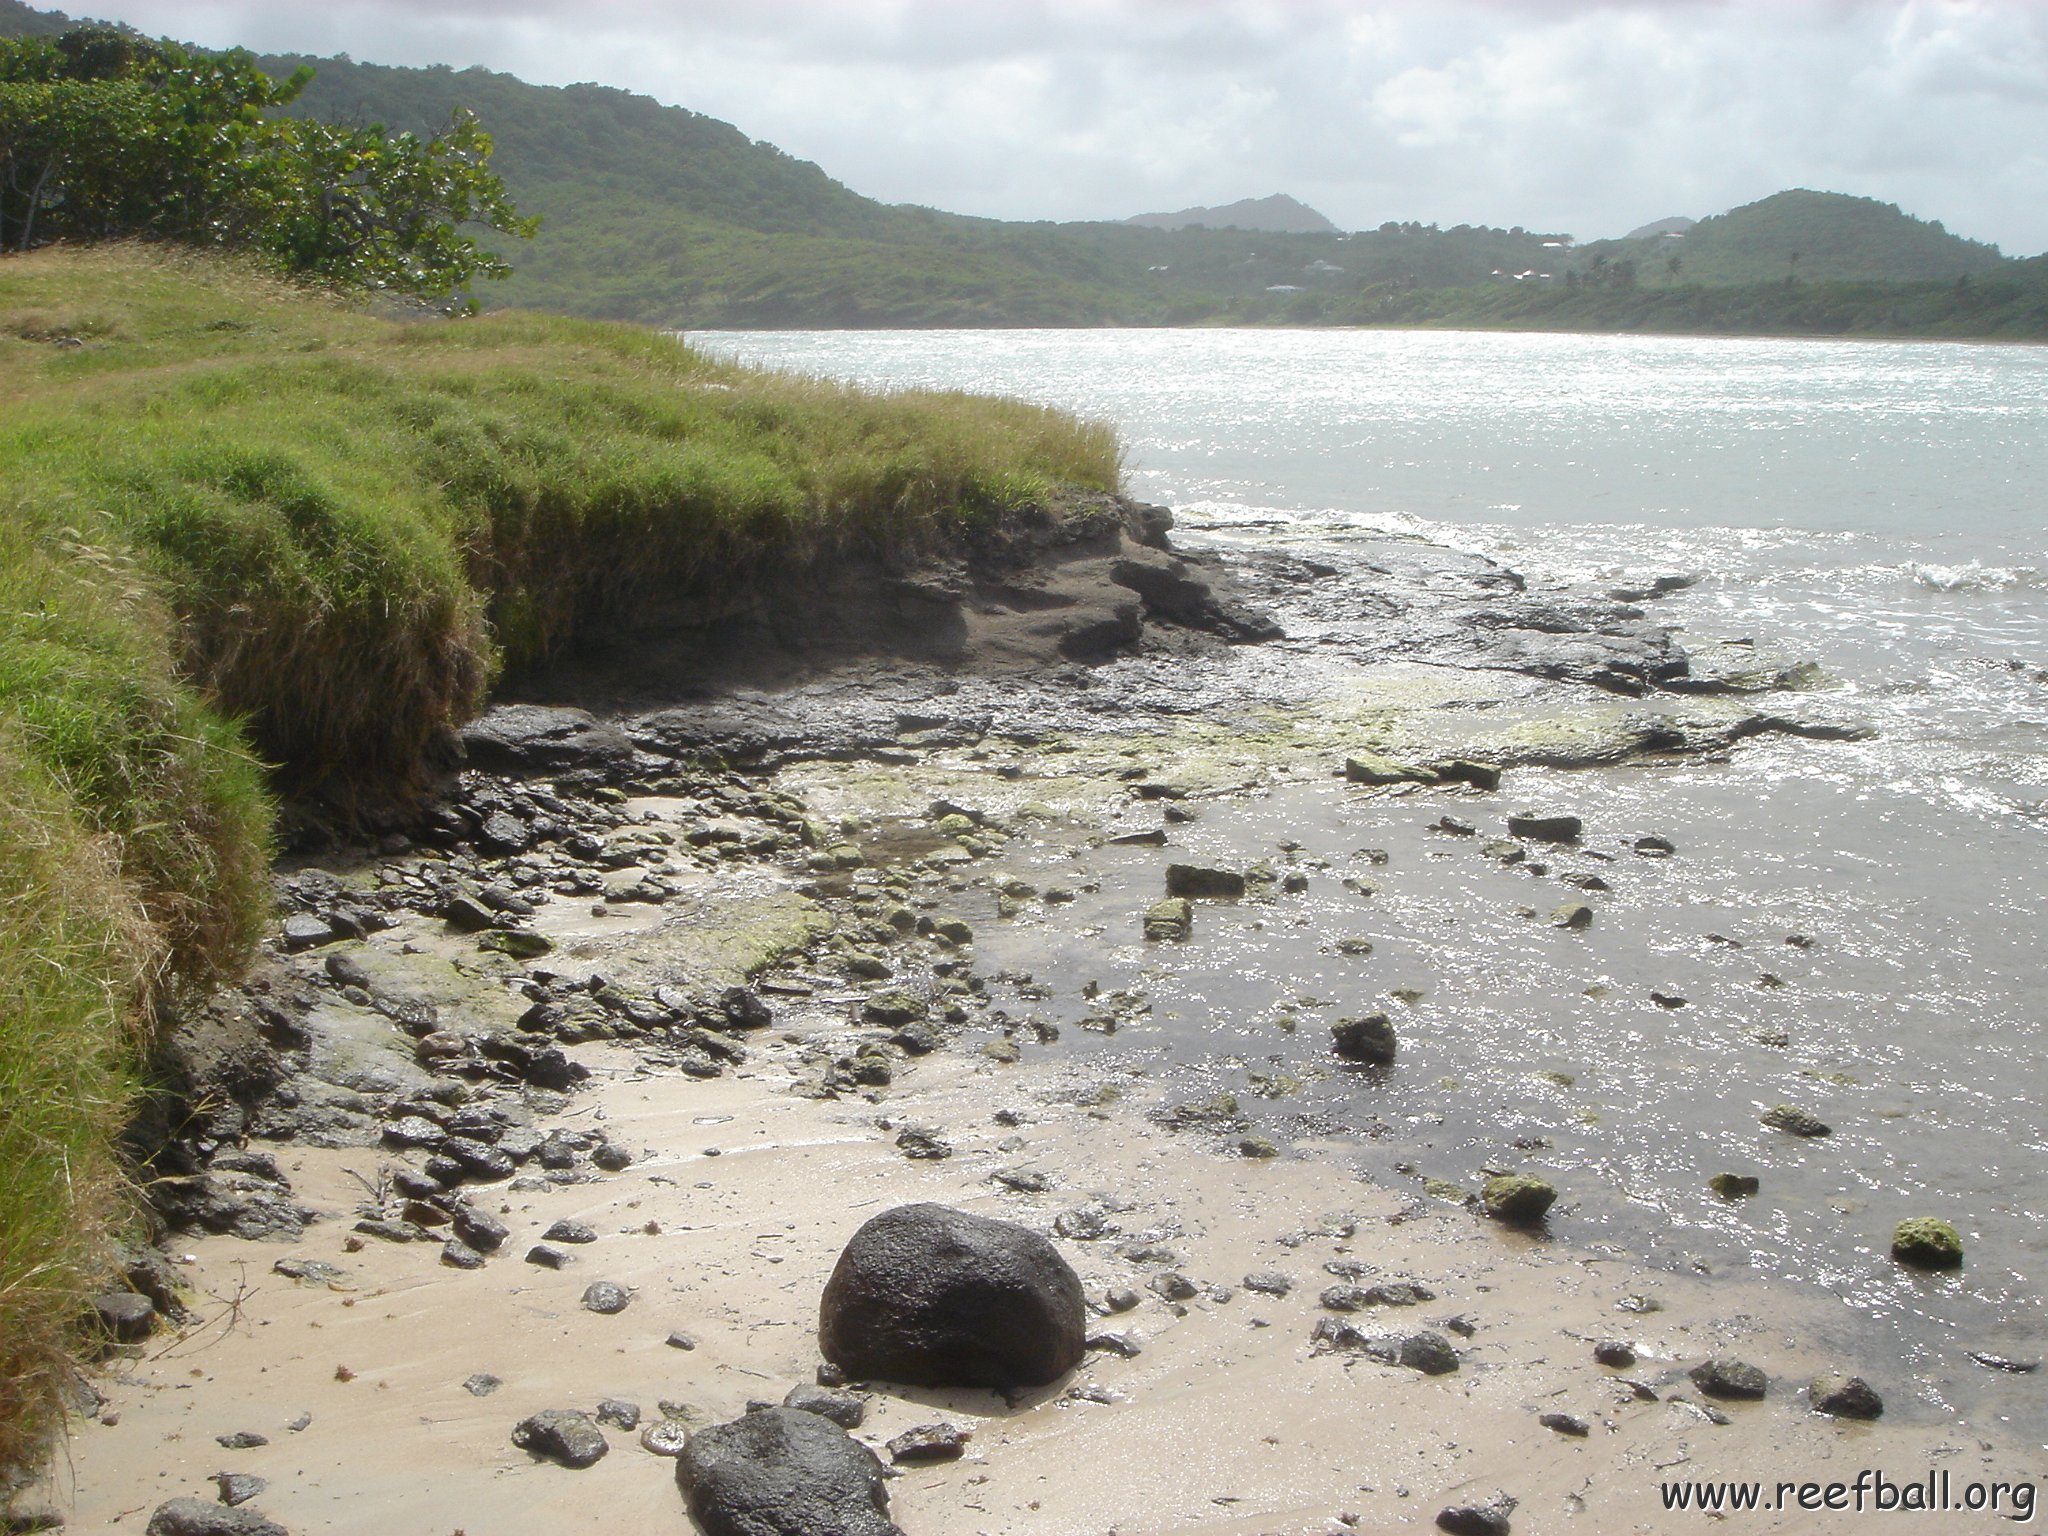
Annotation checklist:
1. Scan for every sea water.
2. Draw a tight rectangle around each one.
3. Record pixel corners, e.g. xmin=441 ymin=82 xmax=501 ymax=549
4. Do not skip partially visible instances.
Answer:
xmin=693 ymin=327 xmax=2048 ymax=1438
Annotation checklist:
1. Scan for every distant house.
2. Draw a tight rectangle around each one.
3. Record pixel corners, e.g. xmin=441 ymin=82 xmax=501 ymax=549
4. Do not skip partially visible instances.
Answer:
xmin=1305 ymin=260 xmax=1345 ymax=274
xmin=1265 ymin=284 xmax=1305 ymax=293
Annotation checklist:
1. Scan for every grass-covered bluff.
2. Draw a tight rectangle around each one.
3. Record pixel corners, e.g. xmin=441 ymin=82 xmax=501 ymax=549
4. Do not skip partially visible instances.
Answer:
xmin=0 ymin=243 xmax=1119 ymax=1475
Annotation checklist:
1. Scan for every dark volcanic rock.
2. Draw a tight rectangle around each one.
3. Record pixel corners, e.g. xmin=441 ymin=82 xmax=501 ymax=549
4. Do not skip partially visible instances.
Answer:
xmin=511 ymin=1409 xmax=609 ymax=1468
xmin=1810 ymin=1373 xmax=1884 ymax=1419
xmin=460 ymin=705 xmax=635 ymax=776
xmin=679 ymin=1406 xmax=903 ymax=1536
xmin=94 ymin=1290 xmax=158 ymax=1343
xmin=1689 ymin=1358 xmax=1767 ymax=1400
xmin=818 ymin=1203 xmax=1085 ymax=1389
xmin=145 ymin=1500 xmax=288 ymax=1536
xmin=1331 ymin=1013 xmax=1397 ymax=1064
xmin=783 ymin=1383 xmax=867 ymax=1429
xmin=886 ymin=1421 xmax=968 ymax=1463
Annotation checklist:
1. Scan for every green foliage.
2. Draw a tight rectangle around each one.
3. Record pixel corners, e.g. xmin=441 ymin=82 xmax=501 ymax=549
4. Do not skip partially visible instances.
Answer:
xmin=1573 ymin=190 xmax=2010 ymax=289
xmin=0 ymin=27 xmax=533 ymax=307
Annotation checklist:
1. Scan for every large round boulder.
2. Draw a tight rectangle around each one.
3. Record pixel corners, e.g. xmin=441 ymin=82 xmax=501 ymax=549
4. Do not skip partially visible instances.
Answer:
xmin=679 ymin=1407 xmax=901 ymax=1536
xmin=818 ymin=1203 xmax=1085 ymax=1388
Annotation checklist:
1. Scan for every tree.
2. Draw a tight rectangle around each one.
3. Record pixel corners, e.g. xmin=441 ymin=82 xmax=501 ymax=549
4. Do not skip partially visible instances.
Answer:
xmin=0 ymin=28 xmax=534 ymax=308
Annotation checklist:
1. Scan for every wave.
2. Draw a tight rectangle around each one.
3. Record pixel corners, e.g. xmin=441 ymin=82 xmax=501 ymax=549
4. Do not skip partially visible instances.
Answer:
xmin=1908 ymin=561 xmax=2047 ymax=594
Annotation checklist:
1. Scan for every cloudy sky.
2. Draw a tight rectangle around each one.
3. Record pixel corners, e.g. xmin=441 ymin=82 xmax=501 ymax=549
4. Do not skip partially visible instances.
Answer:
xmin=59 ymin=0 xmax=2048 ymax=254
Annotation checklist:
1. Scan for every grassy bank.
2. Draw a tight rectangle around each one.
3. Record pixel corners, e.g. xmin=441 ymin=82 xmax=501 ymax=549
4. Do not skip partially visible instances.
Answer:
xmin=0 ymin=243 xmax=1120 ymax=1477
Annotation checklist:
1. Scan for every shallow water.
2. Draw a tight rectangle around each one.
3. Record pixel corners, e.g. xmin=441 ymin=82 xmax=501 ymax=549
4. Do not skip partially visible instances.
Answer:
xmin=698 ymin=327 xmax=2048 ymax=1440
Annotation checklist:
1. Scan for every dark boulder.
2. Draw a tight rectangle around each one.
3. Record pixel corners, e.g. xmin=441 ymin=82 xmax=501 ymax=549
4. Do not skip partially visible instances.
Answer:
xmin=818 ymin=1203 xmax=1085 ymax=1389
xmin=144 ymin=1501 xmax=289 ymax=1536
xmin=679 ymin=1406 xmax=902 ymax=1536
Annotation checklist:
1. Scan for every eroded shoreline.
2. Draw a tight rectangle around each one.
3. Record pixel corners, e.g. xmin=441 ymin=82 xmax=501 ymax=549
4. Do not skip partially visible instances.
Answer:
xmin=28 ymin=509 xmax=2040 ymax=1534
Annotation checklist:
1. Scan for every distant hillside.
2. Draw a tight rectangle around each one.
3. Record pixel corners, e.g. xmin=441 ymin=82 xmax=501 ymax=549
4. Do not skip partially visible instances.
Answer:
xmin=1125 ymin=194 xmax=1339 ymax=235
xmin=1582 ymin=191 xmax=2007 ymax=286
xmin=2 ymin=5 xmax=2039 ymax=336
xmin=1622 ymin=216 xmax=1695 ymax=241
xmin=0 ymin=0 xmax=70 ymax=33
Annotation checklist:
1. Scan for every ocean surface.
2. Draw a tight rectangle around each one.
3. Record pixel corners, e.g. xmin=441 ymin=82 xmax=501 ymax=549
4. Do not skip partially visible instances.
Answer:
xmin=693 ymin=328 xmax=2048 ymax=1439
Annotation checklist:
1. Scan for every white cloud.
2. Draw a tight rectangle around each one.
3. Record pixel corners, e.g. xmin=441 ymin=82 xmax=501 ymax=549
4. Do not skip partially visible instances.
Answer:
xmin=61 ymin=0 xmax=2048 ymax=252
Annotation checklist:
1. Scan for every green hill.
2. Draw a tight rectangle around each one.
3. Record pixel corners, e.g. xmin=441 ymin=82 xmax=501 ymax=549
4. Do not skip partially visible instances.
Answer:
xmin=1577 ymin=190 xmax=2009 ymax=287
xmin=2 ymin=3 xmax=2040 ymax=335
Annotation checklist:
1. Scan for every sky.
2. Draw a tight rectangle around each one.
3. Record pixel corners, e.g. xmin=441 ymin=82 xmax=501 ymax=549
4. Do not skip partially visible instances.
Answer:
xmin=51 ymin=0 xmax=2048 ymax=255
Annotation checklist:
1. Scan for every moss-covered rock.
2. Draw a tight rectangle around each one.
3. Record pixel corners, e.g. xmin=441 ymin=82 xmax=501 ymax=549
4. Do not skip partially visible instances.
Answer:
xmin=1481 ymin=1173 xmax=1558 ymax=1224
xmin=1890 ymin=1217 xmax=1964 ymax=1269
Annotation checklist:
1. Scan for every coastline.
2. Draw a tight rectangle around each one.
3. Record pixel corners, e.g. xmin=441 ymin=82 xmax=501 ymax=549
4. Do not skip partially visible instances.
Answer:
xmin=24 ymin=507 xmax=2040 ymax=1533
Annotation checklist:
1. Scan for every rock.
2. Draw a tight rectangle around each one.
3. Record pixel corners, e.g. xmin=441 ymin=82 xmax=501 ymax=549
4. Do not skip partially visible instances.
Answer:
xmin=1550 ymin=903 xmax=1593 ymax=930
xmin=595 ymin=1399 xmax=641 ymax=1430
xmin=1761 ymin=1104 xmax=1831 ymax=1137
xmin=861 ymin=991 xmax=925 ymax=1026
xmin=93 ymin=1291 xmax=157 ymax=1343
xmin=1539 ymin=1412 xmax=1589 ymax=1437
xmin=818 ymin=1203 xmax=1086 ymax=1389
xmin=1393 ymin=1331 xmax=1461 ymax=1374
xmin=1507 ymin=810 xmax=1581 ymax=843
xmin=894 ymin=1127 xmax=952 ymax=1160
xmin=1107 ymin=828 xmax=1167 ymax=847
xmin=1481 ymin=1174 xmax=1558 ymax=1224
xmin=1087 ymin=1330 xmax=1143 ymax=1358
xmin=463 ymin=1373 xmax=502 ymax=1396
xmin=460 ymin=705 xmax=634 ymax=776
xmin=1689 ymin=1358 xmax=1767 ymax=1399
xmin=441 ymin=894 xmax=498 ymax=933
xmin=581 ymin=1281 xmax=632 ymax=1315
xmin=449 ymin=1204 xmax=509 ymax=1252
xmin=641 ymin=1417 xmax=691 ymax=1457
xmin=478 ymin=928 xmax=553 ymax=960
xmin=1237 ymin=1135 xmax=1279 ymax=1159
xmin=1810 ymin=1374 xmax=1884 ymax=1419
xmin=439 ymin=1240 xmax=486 ymax=1270
xmin=280 ymin=914 xmax=337 ymax=952
xmin=990 ymin=1167 xmax=1051 ymax=1194
xmin=1148 ymin=1272 xmax=1199 ymax=1303
xmin=544 ymin=1219 xmax=599 ymax=1245
xmin=1593 ymin=1339 xmax=1637 ymax=1368
xmin=1891 ymin=1217 xmax=1964 ymax=1269
xmin=1142 ymin=898 xmax=1193 ymax=941
xmin=1648 ymin=990 xmax=1687 ymax=1008
xmin=783 ymin=1383 xmax=866 ymax=1429
xmin=1436 ymin=1499 xmax=1514 ymax=1536
xmin=1242 ymin=1271 xmax=1293 ymax=1297
xmin=1343 ymin=754 xmax=1436 ymax=787
xmin=441 ymin=1137 xmax=514 ymax=1181
xmin=591 ymin=1141 xmax=634 ymax=1172
xmin=886 ymin=1422 xmax=969 ymax=1463
xmin=679 ymin=1407 xmax=902 ymax=1536
xmin=144 ymin=1501 xmax=288 ymax=1536
xmin=477 ymin=813 xmax=530 ymax=854
xmin=525 ymin=1244 xmax=569 ymax=1269
xmin=1054 ymin=1205 xmax=1111 ymax=1241
xmin=1434 ymin=816 xmax=1476 ymax=836
xmin=212 ymin=1473 xmax=267 ymax=1507
xmin=1436 ymin=759 xmax=1503 ymax=791
xmin=511 ymin=1409 xmax=609 ymax=1468
xmin=214 ymin=1431 xmax=268 ymax=1449
xmin=666 ymin=1331 xmax=698 ymax=1351
xmin=1634 ymin=835 xmax=1676 ymax=857
xmin=1331 ymin=1013 xmax=1397 ymax=1065
xmin=1165 ymin=864 xmax=1244 ymax=899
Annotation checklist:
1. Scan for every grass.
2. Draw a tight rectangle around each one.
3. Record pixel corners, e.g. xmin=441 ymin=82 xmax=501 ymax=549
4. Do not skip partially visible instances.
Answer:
xmin=0 ymin=242 xmax=1122 ymax=1481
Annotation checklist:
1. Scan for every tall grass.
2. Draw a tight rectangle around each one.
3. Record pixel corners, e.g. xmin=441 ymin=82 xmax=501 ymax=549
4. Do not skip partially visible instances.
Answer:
xmin=0 ymin=243 xmax=1121 ymax=1477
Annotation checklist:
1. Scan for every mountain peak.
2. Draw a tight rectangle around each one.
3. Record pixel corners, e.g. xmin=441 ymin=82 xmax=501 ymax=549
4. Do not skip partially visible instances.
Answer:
xmin=1124 ymin=193 xmax=1339 ymax=235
